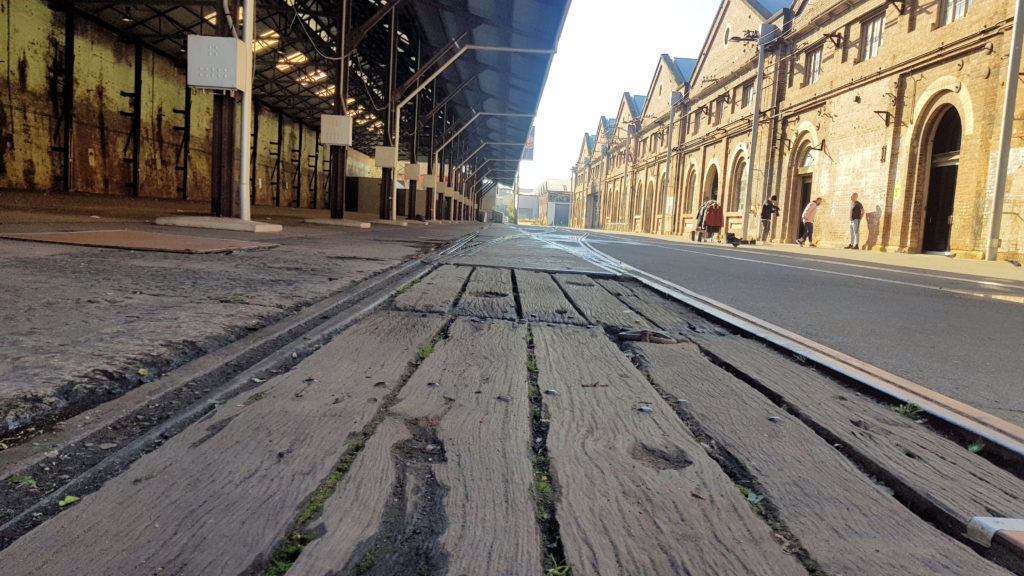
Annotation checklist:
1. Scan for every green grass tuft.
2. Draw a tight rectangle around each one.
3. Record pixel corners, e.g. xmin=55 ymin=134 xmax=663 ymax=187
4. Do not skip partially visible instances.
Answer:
xmin=892 ymin=402 xmax=922 ymax=419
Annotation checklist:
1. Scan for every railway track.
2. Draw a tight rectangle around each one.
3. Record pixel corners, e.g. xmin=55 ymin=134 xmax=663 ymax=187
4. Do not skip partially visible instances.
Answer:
xmin=0 ymin=226 xmax=1020 ymax=575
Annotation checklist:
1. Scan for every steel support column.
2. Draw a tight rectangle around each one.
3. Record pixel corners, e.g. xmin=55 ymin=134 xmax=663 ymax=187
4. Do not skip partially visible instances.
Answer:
xmin=61 ymin=6 xmax=75 ymax=193
xmin=379 ymin=7 xmax=398 ymax=220
xmin=328 ymin=0 xmax=349 ymax=219
xmin=210 ymin=0 xmax=239 ymax=217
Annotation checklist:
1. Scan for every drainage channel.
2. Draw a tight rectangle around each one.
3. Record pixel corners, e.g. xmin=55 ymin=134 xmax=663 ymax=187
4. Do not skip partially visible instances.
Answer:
xmin=0 ymin=232 xmax=479 ymax=551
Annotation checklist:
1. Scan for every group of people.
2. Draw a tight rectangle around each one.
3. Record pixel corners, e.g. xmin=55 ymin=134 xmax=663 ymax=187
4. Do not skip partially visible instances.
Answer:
xmin=697 ymin=192 xmax=865 ymax=248
xmin=759 ymin=193 xmax=864 ymax=249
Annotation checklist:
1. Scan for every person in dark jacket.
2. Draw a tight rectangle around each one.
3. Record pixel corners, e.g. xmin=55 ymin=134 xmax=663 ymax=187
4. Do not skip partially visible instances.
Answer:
xmin=845 ymin=193 xmax=864 ymax=249
xmin=759 ymin=195 xmax=779 ymax=242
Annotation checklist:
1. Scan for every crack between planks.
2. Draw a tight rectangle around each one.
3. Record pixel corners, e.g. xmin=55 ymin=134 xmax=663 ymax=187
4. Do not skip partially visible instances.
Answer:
xmin=526 ymin=325 xmax=572 ymax=576
xmin=549 ymin=274 xmax=591 ymax=327
xmin=694 ymin=341 xmax=1024 ymax=574
xmin=510 ymin=268 xmax=525 ymax=322
xmin=256 ymin=316 xmax=457 ymax=576
xmin=610 ymin=334 xmax=827 ymax=576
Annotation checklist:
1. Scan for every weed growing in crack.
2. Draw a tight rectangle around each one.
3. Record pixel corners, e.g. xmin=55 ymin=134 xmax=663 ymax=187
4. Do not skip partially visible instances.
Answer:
xmin=891 ymin=402 xmax=922 ymax=420
xmin=526 ymin=354 xmax=538 ymax=372
xmin=545 ymin=554 xmax=572 ymax=576
xmin=417 ymin=343 xmax=434 ymax=360
xmin=525 ymin=325 xmax=571 ymax=575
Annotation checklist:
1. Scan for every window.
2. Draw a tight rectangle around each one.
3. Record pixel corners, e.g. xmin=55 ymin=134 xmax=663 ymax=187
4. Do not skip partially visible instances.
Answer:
xmin=713 ymin=100 xmax=723 ymax=125
xmin=805 ymin=46 xmax=822 ymax=85
xmin=940 ymin=0 xmax=972 ymax=25
xmin=741 ymin=83 xmax=754 ymax=108
xmin=861 ymin=13 xmax=885 ymax=61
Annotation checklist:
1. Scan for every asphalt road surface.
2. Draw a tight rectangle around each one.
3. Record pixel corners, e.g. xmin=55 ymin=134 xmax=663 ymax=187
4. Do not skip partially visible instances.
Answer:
xmin=529 ymin=228 xmax=1024 ymax=427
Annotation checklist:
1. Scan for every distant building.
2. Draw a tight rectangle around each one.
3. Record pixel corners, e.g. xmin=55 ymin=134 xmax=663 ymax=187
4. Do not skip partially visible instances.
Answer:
xmin=570 ymin=0 xmax=1024 ymax=260
xmin=537 ymin=179 xmax=572 ymax=226
xmin=518 ymin=189 xmax=539 ymax=220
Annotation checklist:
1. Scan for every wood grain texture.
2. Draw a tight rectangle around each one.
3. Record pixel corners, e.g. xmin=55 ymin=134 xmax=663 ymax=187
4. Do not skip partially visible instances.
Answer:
xmin=0 ymin=312 xmax=444 ymax=576
xmin=638 ymin=341 xmax=1011 ymax=576
xmin=286 ymin=418 xmax=411 ymax=575
xmin=454 ymin=266 xmax=518 ymax=320
xmin=514 ymin=270 xmax=586 ymax=324
xmin=392 ymin=318 xmax=539 ymax=574
xmin=532 ymin=325 xmax=803 ymax=576
xmin=554 ymin=273 xmax=651 ymax=329
xmin=688 ymin=331 xmax=1024 ymax=525
xmin=393 ymin=264 xmax=471 ymax=314
xmin=596 ymin=278 xmax=727 ymax=335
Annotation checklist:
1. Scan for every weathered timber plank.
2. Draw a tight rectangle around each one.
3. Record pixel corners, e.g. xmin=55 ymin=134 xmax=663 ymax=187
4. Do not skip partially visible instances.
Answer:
xmin=514 ymin=269 xmax=586 ymax=324
xmin=532 ymin=324 xmax=803 ymax=576
xmin=596 ymin=278 xmax=727 ymax=335
xmin=688 ymin=331 xmax=1024 ymax=525
xmin=393 ymin=264 xmax=471 ymax=314
xmin=0 ymin=312 xmax=445 ymax=576
xmin=286 ymin=418 xmax=411 ymax=575
xmin=454 ymin=267 xmax=518 ymax=320
xmin=637 ymin=341 xmax=1010 ymax=576
xmin=297 ymin=319 xmax=539 ymax=575
xmin=554 ymin=273 xmax=651 ymax=329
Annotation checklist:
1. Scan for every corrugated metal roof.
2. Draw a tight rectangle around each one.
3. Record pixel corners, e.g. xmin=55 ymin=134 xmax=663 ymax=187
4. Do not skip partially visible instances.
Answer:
xmin=69 ymin=0 xmax=570 ymax=190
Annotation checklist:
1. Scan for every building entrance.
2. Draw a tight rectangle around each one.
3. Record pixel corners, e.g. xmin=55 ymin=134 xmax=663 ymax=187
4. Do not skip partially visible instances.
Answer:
xmin=923 ymin=107 xmax=962 ymax=252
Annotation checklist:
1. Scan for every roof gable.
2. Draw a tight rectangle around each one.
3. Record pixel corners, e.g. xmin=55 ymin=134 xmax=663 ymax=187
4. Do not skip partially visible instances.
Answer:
xmin=688 ymin=0 xmax=776 ymax=102
xmin=640 ymin=55 xmax=685 ymax=121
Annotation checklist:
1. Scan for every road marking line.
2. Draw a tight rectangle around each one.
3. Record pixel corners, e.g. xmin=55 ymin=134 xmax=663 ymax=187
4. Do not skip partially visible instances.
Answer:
xmin=580 ymin=233 xmax=1024 ymax=302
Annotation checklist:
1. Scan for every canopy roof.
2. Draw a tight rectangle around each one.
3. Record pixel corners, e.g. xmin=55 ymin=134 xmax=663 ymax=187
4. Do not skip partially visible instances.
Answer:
xmin=64 ymin=0 xmax=570 ymax=188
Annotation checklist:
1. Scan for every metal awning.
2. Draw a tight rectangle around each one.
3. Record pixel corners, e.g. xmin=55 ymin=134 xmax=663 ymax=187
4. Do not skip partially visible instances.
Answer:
xmin=60 ymin=0 xmax=569 ymax=190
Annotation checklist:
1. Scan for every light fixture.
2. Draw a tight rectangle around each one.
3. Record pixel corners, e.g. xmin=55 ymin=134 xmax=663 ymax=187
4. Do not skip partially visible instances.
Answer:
xmin=122 ymin=7 xmax=133 ymax=23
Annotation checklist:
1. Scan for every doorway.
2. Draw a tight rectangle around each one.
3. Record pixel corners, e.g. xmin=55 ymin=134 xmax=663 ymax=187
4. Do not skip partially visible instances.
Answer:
xmin=794 ymin=175 xmax=812 ymax=237
xmin=922 ymin=107 xmax=962 ymax=252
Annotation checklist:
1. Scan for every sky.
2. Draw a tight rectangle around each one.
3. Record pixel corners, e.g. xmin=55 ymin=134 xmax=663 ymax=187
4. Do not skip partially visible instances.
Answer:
xmin=516 ymin=0 xmax=721 ymax=189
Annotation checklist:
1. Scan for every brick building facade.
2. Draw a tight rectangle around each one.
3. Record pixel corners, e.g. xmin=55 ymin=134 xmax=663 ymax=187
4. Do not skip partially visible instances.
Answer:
xmin=570 ymin=0 xmax=1024 ymax=260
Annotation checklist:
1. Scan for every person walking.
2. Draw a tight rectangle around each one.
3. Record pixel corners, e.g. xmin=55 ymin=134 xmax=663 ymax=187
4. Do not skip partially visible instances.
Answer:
xmin=759 ymin=195 xmax=779 ymax=242
xmin=845 ymin=193 xmax=864 ymax=249
xmin=796 ymin=197 xmax=822 ymax=247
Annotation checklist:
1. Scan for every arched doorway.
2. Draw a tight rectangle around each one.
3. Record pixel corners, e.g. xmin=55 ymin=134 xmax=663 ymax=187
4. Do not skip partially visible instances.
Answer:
xmin=923 ymin=107 xmax=962 ymax=252
xmin=704 ymin=165 xmax=719 ymax=203
xmin=790 ymin=145 xmax=817 ymax=239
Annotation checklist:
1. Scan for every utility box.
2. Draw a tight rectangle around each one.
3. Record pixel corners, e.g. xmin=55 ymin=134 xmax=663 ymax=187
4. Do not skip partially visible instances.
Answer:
xmin=320 ymin=115 xmax=353 ymax=147
xmin=186 ymin=35 xmax=249 ymax=92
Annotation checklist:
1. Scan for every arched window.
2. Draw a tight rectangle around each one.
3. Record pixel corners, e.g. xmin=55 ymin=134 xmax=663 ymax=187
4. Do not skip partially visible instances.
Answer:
xmin=730 ymin=158 xmax=747 ymax=212
xmin=800 ymin=148 xmax=817 ymax=168
xmin=686 ymin=169 xmax=698 ymax=212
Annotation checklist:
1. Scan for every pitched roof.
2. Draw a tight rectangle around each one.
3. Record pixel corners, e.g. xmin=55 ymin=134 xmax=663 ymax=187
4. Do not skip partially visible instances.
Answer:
xmin=627 ymin=94 xmax=646 ymax=117
xmin=585 ymin=133 xmax=595 ymax=153
xmin=750 ymin=0 xmax=791 ymax=18
xmin=671 ymin=58 xmax=698 ymax=85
